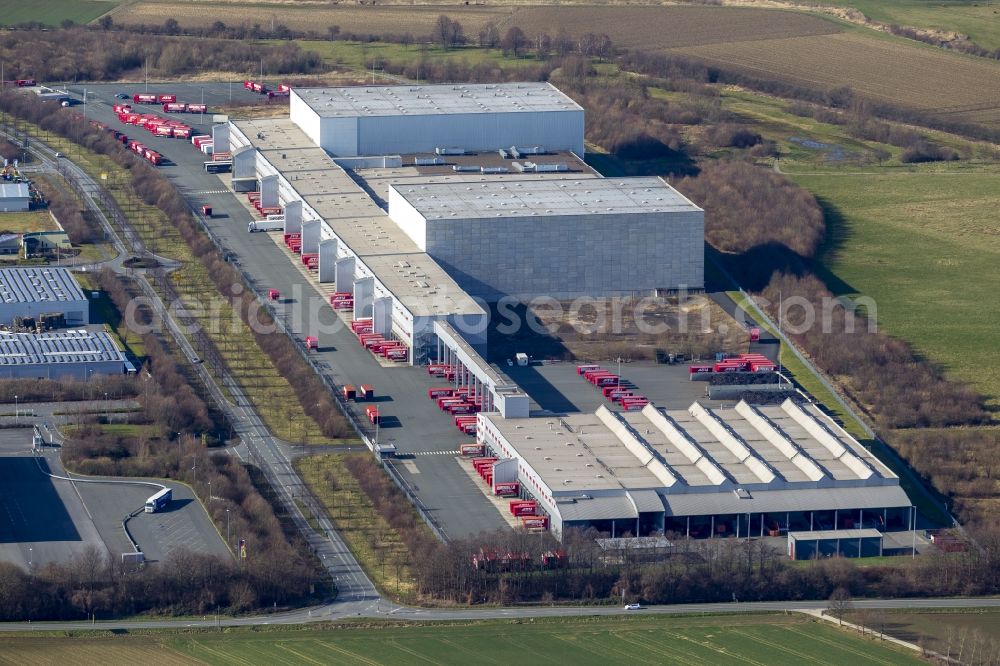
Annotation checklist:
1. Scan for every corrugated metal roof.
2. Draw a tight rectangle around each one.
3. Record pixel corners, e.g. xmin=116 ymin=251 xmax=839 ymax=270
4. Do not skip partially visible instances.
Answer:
xmin=0 ymin=183 xmax=29 ymax=199
xmin=662 ymin=485 xmax=911 ymax=517
xmin=556 ymin=495 xmax=637 ymax=522
xmin=0 ymin=267 xmax=85 ymax=305
xmin=628 ymin=489 xmax=666 ymax=513
xmin=788 ymin=529 xmax=883 ymax=541
xmin=0 ymin=329 xmax=125 ymax=366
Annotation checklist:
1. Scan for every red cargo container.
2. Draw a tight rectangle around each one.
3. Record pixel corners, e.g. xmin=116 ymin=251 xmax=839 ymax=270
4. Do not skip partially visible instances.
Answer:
xmin=332 ymin=300 xmax=353 ymax=311
xmin=365 ymin=405 xmax=380 ymax=424
xmin=494 ymin=482 xmax=519 ymax=497
xmin=577 ymin=364 xmax=602 ymax=375
xmin=448 ymin=404 xmax=475 ymax=415
xmin=155 ymin=125 xmax=173 ymax=137
xmin=594 ymin=375 xmax=620 ymax=387
xmin=329 ymin=292 xmax=352 ymax=303
xmin=428 ymin=388 xmax=452 ymax=399
xmin=133 ymin=93 xmax=157 ymax=104
xmin=145 ymin=150 xmax=161 ymax=166
xmin=301 ymin=253 xmax=318 ymax=266
xmin=583 ymin=368 xmax=609 ymax=379
xmin=278 ymin=83 xmax=291 ymax=93
xmin=342 ymin=385 xmax=356 ymax=400
xmin=521 ymin=516 xmax=549 ymax=530
xmin=112 ymin=104 xmax=132 ymax=114
xmin=244 ymin=80 xmax=253 ymax=90
xmin=252 ymin=82 xmax=265 ymax=93
xmin=187 ymin=103 xmax=207 ymax=114
xmin=172 ymin=126 xmax=192 ymax=139
xmin=163 ymin=102 xmax=187 ymax=112
xmin=437 ymin=397 xmax=465 ymax=410
xmin=689 ymin=364 xmax=713 ymax=375
xmin=511 ymin=503 xmax=537 ymax=517
xmin=304 ymin=336 xmax=318 ymax=351
xmin=358 ymin=384 xmax=374 ymax=400
xmin=460 ymin=443 xmax=485 ymax=456
xmin=16 ymin=79 xmax=36 ymax=87
xmin=260 ymin=206 xmax=282 ymax=216
xmin=268 ymin=288 xmax=280 ymax=301
xmin=158 ymin=94 xmax=176 ymax=103
xmin=623 ymin=400 xmax=648 ymax=411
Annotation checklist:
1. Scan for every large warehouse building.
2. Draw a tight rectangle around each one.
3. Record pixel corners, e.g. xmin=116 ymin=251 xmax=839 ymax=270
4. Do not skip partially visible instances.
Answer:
xmin=289 ymin=83 xmax=585 ymax=157
xmin=477 ymin=399 xmax=913 ymax=540
xmin=0 ymin=329 xmax=129 ymax=379
xmin=388 ymin=178 xmax=703 ymax=299
xmin=0 ymin=183 xmax=30 ymax=213
xmin=0 ymin=267 xmax=89 ymax=325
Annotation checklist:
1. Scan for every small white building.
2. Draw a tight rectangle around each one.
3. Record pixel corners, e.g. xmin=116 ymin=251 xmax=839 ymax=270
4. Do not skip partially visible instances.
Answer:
xmin=0 ymin=183 xmax=30 ymax=213
xmin=289 ymin=83 xmax=585 ymax=157
xmin=0 ymin=267 xmax=89 ymax=325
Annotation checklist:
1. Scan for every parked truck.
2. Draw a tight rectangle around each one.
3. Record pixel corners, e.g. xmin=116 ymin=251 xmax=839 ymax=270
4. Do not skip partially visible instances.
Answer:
xmin=133 ymin=93 xmax=158 ymax=104
xmin=144 ymin=487 xmax=172 ymax=513
xmin=248 ymin=219 xmax=284 ymax=233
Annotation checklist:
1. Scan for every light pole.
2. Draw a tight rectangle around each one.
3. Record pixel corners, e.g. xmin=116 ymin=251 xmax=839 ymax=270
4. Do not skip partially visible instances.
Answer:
xmin=13 ymin=394 xmax=17 ymax=426
xmin=192 ymin=455 xmax=197 ymax=485
xmin=28 ymin=546 xmax=32 ymax=569
xmin=226 ymin=508 xmax=230 ymax=547
xmin=208 ymin=480 xmax=212 ymax=501
xmin=104 ymin=391 xmax=109 ymax=422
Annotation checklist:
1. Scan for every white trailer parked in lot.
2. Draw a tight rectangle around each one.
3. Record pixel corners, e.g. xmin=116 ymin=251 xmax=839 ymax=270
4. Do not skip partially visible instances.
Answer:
xmin=248 ymin=217 xmax=284 ymax=232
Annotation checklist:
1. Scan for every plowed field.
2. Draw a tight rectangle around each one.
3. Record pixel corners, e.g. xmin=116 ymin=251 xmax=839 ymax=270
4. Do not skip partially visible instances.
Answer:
xmin=673 ymin=31 xmax=1000 ymax=128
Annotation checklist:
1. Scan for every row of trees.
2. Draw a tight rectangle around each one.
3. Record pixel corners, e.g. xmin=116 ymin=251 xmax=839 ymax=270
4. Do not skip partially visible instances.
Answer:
xmin=0 ymin=27 xmax=322 ymax=82
xmin=759 ymin=272 xmax=989 ymax=431
xmin=30 ymin=174 xmax=100 ymax=244
xmin=408 ymin=522 xmax=1000 ymax=605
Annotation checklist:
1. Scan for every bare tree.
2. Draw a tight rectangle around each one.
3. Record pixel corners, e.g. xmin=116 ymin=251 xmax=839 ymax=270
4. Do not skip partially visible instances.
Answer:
xmin=826 ymin=587 xmax=852 ymax=626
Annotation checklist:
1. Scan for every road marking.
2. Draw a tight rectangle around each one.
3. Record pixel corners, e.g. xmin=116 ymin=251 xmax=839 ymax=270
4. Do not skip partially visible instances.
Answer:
xmin=400 ymin=460 xmax=420 ymax=474
xmin=192 ymin=189 xmax=228 ymax=195
xmin=410 ymin=450 xmax=460 ymax=456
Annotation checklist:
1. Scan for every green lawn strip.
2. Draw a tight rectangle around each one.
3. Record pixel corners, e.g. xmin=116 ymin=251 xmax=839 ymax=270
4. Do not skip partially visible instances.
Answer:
xmin=0 ymin=0 xmax=118 ymax=26
xmin=294 ymin=454 xmax=418 ymax=601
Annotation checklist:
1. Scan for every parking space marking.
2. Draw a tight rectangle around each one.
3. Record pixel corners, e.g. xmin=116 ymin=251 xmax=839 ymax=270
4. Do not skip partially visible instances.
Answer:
xmin=410 ymin=450 xmax=460 ymax=456
xmin=401 ymin=460 xmax=420 ymax=475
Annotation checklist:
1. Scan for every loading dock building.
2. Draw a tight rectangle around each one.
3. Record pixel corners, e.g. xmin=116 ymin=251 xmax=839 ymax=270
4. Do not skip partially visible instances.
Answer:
xmin=477 ymin=399 xmax=913 ymax=541
xmin=289 ymin=83 xmax=585 ymax=157
xmin=0 ymin=267 xmax=88 ymax=325
xmin=0 ymin=329 xmax=129 ymax=379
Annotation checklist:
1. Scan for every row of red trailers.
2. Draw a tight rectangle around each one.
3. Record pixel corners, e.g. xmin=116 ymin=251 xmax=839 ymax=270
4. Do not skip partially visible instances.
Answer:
xmin=243 ymin=80 xmax=292 ymax=99
xmin=427 ymin=385 xmax=480 ymax=434
xmin=348 ymin=317 xmax=409 ymax=363
xmin=576 ymin=365 xmax=649 ymax=411
xmin=89 ymin=119 xmax=130 ymax=147
xmin=116 ymin=108 xmax=193 ymax=141
xmin=509 ymin=500 xmax=551 ymax=530
xmin=329 ymin=292 xmax=352 ymax=311
xmin=688 ymin=353 xmax=777 ymax=377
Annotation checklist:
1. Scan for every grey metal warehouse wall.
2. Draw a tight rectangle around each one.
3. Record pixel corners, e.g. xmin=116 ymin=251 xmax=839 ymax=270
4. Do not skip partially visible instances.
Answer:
xmin=425 ymin=211 xmax=705 ymax=299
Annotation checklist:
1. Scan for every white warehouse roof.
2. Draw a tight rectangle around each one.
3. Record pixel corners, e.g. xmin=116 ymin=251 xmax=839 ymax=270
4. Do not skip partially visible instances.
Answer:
xmin=0 ymin=183 xmax=29 ymax=199
xmin=390 ymin=177 xmax=702 ymax=220
xmin=294 ymin=82 xmax=582 ymax=118
xmin=0 ymin=267 xmax=85 ymax=305
xmin=0 ymin=329 xmax=125 ymax=366
xmin=482 ymin=399 xmax=898 ymax=495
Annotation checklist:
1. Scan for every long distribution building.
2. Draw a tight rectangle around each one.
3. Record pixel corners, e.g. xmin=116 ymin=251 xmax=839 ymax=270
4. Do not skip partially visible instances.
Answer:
xmin=289 ymin=83 xmax=585 ymax=157
xmin=477 ymin=399 xmax=913 ymax=540
xmin=0 ymin=267 xmax=88 ymax=325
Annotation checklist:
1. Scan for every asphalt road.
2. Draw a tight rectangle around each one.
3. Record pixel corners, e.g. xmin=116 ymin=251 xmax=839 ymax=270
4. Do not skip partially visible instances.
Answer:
xmin=65 ymin=82 xmax=511 ymax=540
xmin=1 ymin=596 xmax=999 ymax=632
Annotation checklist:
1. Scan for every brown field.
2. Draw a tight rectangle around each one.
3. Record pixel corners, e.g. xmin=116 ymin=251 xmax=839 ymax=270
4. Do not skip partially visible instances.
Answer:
xmin=112 ymin=2 xmax=514 ymax=36
xmin=0 ymin=638 xmax=197 ymax=665
xmin=671 ymin=31 xmax=1000 ymax=128
xmin=508 ymin=5 xmax=841 ymax=47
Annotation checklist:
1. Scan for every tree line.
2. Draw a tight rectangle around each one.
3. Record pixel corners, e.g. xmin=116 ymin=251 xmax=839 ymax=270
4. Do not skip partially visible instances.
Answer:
xmin=0 ymin=26 xmax=321 ymax=81
xmin=30 ymin=174 xmax=100 ymax=244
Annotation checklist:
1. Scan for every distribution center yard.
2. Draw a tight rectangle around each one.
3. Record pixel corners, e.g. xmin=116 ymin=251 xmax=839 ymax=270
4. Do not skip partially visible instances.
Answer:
xmin=0 ymin=615 xmax=922 ymax=665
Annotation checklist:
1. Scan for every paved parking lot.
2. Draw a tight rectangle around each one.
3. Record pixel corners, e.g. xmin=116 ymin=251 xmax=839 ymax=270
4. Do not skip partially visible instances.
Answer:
xmin=0 ymin=424 xmax=230 ymax=568
xmin=506 ymin=361 xmax=728 ymax=415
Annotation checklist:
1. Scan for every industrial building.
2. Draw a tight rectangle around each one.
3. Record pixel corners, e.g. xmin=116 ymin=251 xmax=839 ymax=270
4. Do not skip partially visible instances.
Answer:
xmin=388 ymin=178 xmax=704 ymax=299
xmin=289 ymin=83 xmax=585 ymax=157
xmin=0 ymin=183 xmax=30 ymax=212
xmin=0 ymin=267 xmax=88 ymax=325
xmin=788 ymin=529 xmax=884 ymax=560
xmin=477 ymin=399 xmax=913 ymax=540
xmin=0 ymin=329 xmax=129 ymax=379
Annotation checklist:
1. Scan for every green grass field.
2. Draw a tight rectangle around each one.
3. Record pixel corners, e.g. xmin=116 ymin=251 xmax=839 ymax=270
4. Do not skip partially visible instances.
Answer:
xmin=801 ymin=0 xmax=1000 ymax=51
xmin=0 ymin=0 xmax=118 ymax=26
xmin=789 ymin=166 xmax=1000 ymax=414
xmin=0 ymin=615 xmax=922 ymax=665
